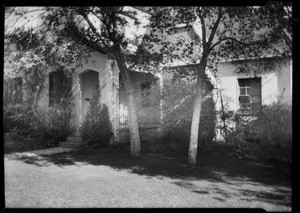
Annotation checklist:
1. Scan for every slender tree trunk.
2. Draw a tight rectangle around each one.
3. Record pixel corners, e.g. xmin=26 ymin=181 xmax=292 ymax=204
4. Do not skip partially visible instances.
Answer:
xmin=115 ymin=50 xmax=141 ymax=157
xmin=188 ymin=59 xmax=207 ymax=165
xmin=219 ymin=89 xmax=228 ymax=142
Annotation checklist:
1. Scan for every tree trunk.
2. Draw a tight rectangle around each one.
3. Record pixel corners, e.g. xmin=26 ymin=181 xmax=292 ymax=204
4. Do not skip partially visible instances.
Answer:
xmin=114 ymin=50 xmax=141 ymax=157
xmin=219 ymin=89 xmax=228 ymax=142
xmin=188 ymin=60 xmax=207 ymax=165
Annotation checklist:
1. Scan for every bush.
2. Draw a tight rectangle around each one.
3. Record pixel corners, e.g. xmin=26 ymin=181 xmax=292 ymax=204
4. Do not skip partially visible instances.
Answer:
xmin=206 ymin=141 xmax=292 ymax=163
xmin=44 ymin=98 xmax=74 ymax=144
xmin=249 ymin=103 xmax=292 ymax=147
xmin=3 ymin=104 xmax=47 ymax=150
xmin=3 ymin=104 xmax=28 ymax=134
xmin=81 ymin=89 xmax=113 ymax=152
xmin=3 ymin=100 xmax=74 ymax=151
xmin=217 ymin=103 xmax=292 ymax=163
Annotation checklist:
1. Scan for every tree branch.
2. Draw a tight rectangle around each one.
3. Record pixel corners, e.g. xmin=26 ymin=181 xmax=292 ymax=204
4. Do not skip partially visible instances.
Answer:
xmin=207 ymin=7 xmax=223 ymax=48
xmin=80 ymin=12 xmax=102 ymax=40
xmin=211 ymin=36 xmax=262 ymax=59
xmin=75 ymin=10 xmax=112 ymax=51
xmin=210 ymin=37 xmax=228 ymax=50
xmin=62 ymin=8 xmax=110 ymax=53
xmin=196 ymin=7 xmax=207 ymax=48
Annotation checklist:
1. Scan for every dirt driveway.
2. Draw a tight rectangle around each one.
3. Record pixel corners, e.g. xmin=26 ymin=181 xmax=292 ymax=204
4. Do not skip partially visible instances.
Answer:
xmin=4 ymin=151 xmax=291 ymax=210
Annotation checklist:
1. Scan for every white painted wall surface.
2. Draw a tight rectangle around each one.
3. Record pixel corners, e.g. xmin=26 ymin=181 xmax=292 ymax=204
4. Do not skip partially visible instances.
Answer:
xmin=261 ymin=73 xmax=278 ymax=105
xmin=214 ymin=58 xmax=292 ymax=141
xmin=215 ymin=58 xmax=292 ymax=113
xmin=217 ymin=76 xmax=239 ymax=112
xmin=277 ymin=59 xmax=292 ymax=104
xmin=67 ymin=50 xmax=119 ymax=132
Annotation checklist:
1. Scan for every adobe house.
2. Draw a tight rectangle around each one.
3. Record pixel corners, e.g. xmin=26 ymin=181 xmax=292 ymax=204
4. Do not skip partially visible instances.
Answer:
xmin=5 ymin=7 xmax=292 ymax=146
xmin=4 ymin=42 xmax=162 ymax=145
xmin=71 ymin=52 xmax=161 ymax=143
xmin=211 ymin=57 xmax=292 ymax=140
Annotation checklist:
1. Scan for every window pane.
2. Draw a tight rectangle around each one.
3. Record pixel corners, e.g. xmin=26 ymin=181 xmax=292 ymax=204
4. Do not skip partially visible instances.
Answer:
xmin=252 ymin=87 xmax=260 ymax=95
xmin=239 ymin=95 xmax=250 ymax=103
xmin=246 ymin=87 xmax=251 ymax=96
xmin=238 ymin=78 xmax=261 ymax=112
xmin=238 ymin=79 xmax=246 ymax=87
xmin=240 ymin=88 xmax=246 ymax=95
xmin=252 ymin=95 xmax=261 ymax=103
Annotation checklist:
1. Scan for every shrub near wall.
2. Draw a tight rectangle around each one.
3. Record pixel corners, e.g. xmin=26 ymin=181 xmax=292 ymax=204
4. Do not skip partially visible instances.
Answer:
xmin=4 ymin=104 xmax=47 ymax=151
xmin=217 ymin=103 xmax=292 ymax=163
xmin=249 ymin=103 xmax=292 ymax=147
xmin=44 ymin=99 xmax=74 ymax=145
xmin=4 ymin=100 xmax=74 ymax=152
xmin=81 ymin=87 xmax=112 ymax=153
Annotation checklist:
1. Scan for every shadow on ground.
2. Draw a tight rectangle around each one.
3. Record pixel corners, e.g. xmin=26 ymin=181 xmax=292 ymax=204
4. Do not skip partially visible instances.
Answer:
xmin=6 ymin=148 xmax=292 ymax=207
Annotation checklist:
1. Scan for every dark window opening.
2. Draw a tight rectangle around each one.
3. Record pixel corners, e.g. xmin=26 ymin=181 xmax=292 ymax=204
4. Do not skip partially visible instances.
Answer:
xmin=238 ymin=78 xmax=261 ymax=112
xmin=49 ymin=68 xmax=72 ymax=106
xmin=141 ymin=81 xmax=152 ymax=107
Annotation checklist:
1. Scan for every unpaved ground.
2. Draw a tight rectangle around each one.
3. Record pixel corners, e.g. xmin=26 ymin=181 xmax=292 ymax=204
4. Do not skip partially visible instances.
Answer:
xmin=4 ymin=151 xmax=291 ymax=210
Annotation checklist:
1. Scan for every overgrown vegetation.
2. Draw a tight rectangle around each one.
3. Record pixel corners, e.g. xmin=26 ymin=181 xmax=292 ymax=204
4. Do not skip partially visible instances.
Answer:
xmin=4 ymin=104 xmax=46 ymax=151
xmin=44 ymin=98 xmax=74 ymax=145
xmin=80 ymin=87 xmax=113 ymax=153
xmin=137 ymin=101 xmax=292 ymax=164
xmin=4 ymin=101 xmax=74 ymax=152
xmin=214 ymin=102 xmax=292 ymax=163
xmin=3 ymin=67 xmax=74 ymax=153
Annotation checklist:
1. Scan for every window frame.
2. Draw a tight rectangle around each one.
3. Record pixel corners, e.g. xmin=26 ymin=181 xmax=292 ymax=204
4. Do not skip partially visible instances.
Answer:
xmin=238 ymin=77 xmax=262 ymax=113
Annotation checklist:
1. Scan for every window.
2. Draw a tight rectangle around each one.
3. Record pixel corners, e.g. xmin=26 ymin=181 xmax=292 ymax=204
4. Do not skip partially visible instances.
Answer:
xmin=141 ymin=81 xmax=152 ymax=107
xmin=49 ymin=69 xmax=72 ymax=106
xmin=238 ymin=78 xmax=261 ymax=112
xmin=4 ymin=77 xmax=22 ymax=105
xmin=119 ymin=104 xmax=128 ymax=127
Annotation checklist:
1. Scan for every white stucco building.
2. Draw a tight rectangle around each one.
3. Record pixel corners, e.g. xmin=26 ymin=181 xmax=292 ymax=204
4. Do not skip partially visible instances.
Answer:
xmin=211 ymin=57 xmax=292 ymax=140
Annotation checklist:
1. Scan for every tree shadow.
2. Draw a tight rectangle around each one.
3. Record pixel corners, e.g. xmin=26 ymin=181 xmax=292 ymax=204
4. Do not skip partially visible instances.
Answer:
xmin=6 ymin=149 xmax=291 ymax=207
xmin=7 ymin=151 xmax=291 ymax=186
xmin=239 ymin=189 xmax=292 ymax=207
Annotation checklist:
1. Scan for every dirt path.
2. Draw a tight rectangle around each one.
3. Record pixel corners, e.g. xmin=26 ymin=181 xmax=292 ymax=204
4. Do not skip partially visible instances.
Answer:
xmin=4 ymin=151 xmax=291 ymax=210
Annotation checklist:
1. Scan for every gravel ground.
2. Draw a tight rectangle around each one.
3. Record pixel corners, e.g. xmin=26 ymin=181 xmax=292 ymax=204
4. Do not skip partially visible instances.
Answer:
xmin=4 ymin=151 xmax=291 ymax=210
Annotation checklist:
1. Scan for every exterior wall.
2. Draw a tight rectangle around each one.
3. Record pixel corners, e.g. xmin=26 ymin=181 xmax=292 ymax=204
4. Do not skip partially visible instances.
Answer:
xmin=215 ymin=58 xmax=292 ymax=113
xmin=119 ymin=71 xmax=161 ymax=126
xmin=130 ymin=71 xmax=161 ymax=126
xmin=214 ymin=58 xmax=292 ymax=141
xmin=68 ymin=50 xmax=119 ymax=134
xmin=5 ymin=44 xmax=161 ymax=144
xmin=261 ymin=72 xmax=278 ymax=105
xmin=117 ymin=71 xmax=162 ymax=143
xmin=277 ymin=59 xmax=292 ymax=104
